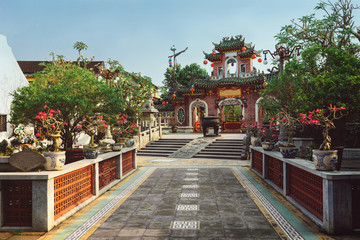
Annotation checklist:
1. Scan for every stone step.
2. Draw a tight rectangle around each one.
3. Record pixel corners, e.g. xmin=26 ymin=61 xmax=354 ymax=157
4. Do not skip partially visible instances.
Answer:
xmin=205 ymin=145 xmax=245 ymax=150
xmin=210 ymin=143 xmax=244 ymax=147
xmin=192 ymin=154 xmax=242 ymax=160
xmin=137 ymin=152 xmax=170 ymax=157
xmin=198 ymin=151 xmax=243 ymax=156
xmin=199 ymin=149 xmax=244 ymax=154
xmin=137 ymin=149 xmax=174 ymax=154
xmin=148 ymin=142 xmax=189 ymax=146
xmin=141 ymin=146 xmax=180 ymax=150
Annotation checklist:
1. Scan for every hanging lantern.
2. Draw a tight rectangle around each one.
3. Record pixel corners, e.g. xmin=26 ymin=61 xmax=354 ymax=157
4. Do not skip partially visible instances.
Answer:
xmin=162 ymin=101 xmax=166 ymax=106
xmin=203 ymin=60 xmax=208 ymax=65
xmin=190 ymin=87 xmax=195 ymax=93
xmin=169 ymin=67 xmax=173 ymax=70
xmin=169 ymin=64 xmax=172 ymax=67
xmin=263 ymin=82 xmax=268 ymax=87
xmin=231 ymin=62 xmax=234 ymax=67
xmin=212 ymin=51 xmax=216 ymax=56
xmin=211 ymin=63 xmax=214 ymax=67
xmin=242 ymin=47 xmax=246 ymax=51
xmin=152 ymin=98 xmax=155 ymax=101
xmin=168 ymin=58 xmax=172 ymax=62
xmin=251 ymin=54 xmax=256 ymax=59
xmin=172 ymin=93 xmax=176 ymax=99
xmin=258 ymin=58 xmax=262 ymax=63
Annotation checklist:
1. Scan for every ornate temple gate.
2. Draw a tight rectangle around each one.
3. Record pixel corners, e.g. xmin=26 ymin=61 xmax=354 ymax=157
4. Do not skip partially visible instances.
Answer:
xmin=218 ymin=98 xmax=243 ymax=132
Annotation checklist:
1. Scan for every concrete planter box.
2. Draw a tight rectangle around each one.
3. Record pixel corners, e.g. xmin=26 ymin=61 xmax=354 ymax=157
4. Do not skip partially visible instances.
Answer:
xmin=0 ymin=147 xmax=137 ymax=232
xmin=250 ymin=146 xmax=360 ymax=234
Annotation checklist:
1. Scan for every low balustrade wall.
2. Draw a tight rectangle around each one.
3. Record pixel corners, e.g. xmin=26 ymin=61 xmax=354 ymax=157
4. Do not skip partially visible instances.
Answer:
xmin=0 ymin=147 xmax=137 ymax=232
xmin=250 ymin=146 xmax=360 ymax=234
xmin=136 ymin=117 xmax=162 ymax=149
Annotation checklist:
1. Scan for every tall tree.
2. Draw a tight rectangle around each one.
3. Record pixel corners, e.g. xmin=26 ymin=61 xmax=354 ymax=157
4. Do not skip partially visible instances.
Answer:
xmin=163 ymin=63 xmax=207 ymax=92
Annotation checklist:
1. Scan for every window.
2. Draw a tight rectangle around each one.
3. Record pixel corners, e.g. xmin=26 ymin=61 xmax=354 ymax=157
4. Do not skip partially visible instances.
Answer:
xmin=240 ymin=64 xmax=246 ymax=74
xmin=0 ymin=115 xmax=7 ymax=132
xmin=177 ymin=108 xmax=185 ymax=124
xmin=218 ymin=67 xmax=223 ymax=77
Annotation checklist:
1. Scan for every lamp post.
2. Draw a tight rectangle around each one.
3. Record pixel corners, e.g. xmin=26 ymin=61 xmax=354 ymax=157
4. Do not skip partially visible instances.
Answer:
xmin=168 ymin=45 xmax=188 ymax=92
xmin=262 ymin=45 xmax=301 ymax=74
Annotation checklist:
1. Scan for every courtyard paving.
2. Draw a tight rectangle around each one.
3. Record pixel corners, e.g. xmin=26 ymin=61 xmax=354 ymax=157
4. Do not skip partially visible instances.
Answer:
xmin=1 ymin=133 xmax=359 ymax=239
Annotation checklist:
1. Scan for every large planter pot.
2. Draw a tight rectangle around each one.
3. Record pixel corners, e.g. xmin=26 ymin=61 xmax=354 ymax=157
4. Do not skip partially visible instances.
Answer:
xmin=43 ymin=151 xmax=66 ymax=171
xmin=312 ymin=149 xmax=338 ymax=171
xmin=332 ymin=146 xmax=344 ymax=171
xmin=83 ymin=148 xmax=99 ymax=159
xmin=293 ymin=137 xmax=314 ymax=158
xmin=261 ymin=142 xmax=275 ymax=151
xmin=125 ymin=138 xmax=135 ymax=147
xmin=251 ymin=136 xmax=257 ymax=146
xmin=279 ymin=146 xmax=298 ymax=159
xmin=111 ymin=143 xmax=124 ymax=151
xmin=65 ymin=149 xmax=84 ymax=164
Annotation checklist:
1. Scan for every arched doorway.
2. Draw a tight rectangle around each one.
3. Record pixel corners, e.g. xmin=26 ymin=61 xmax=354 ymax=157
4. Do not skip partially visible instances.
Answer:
xmin=189 ymin=99 xmax=208 ymax=132
xmin=218 ymin=98 xmax=243 ymax=132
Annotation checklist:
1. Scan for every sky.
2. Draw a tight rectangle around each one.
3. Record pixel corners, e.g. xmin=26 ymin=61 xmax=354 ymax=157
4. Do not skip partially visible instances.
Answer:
xmin=1 ymin=0 xmax=320 ymax=87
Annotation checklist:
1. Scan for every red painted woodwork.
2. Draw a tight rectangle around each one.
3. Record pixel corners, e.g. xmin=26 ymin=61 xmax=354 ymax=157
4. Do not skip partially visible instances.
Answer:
xmin=288 ymin=165 xmax=323 ymax=221
xmin=99 ymin=156 xmax=118 ymax=190
xmin=268 ymin=156 xmax=283 ymax=189
xmin=122 ymin=150 xmax=135 ymax=175
xmin=54 ymin=165 xmax=94 ymax=220
xmin=252 ymin=149 xmax=263 ymax=175
xmin=2 ymin=180 xmax=32 ymax=226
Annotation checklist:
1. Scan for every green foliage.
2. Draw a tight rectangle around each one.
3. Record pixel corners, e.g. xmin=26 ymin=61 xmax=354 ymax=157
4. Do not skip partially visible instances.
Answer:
xmin=261 ymin=0 xmax=360 ymax=147
xmin=275 ymin=0 xmax=360 ymax=54
xmin=10 ymin=57 xmax=125 ymax=149
xmin=163 ymin=63 xmax=207 ymax=91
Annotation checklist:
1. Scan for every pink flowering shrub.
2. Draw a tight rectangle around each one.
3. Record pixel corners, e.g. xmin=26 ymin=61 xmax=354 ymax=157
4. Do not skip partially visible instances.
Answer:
xmin=81 ymin=115 xmax=108 ymax=148
xmin=299 ymin=104 xmax=347 ymax=150
xmin=112 ymin=114 xmax=138 ymax=141
xmin=34 ymin=105 xmax=66 ymax=151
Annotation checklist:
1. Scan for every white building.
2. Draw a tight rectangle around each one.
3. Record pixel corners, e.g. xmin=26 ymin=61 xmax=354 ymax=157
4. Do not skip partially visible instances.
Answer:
xmin=0 ymin=34 xmax=29 ymax=141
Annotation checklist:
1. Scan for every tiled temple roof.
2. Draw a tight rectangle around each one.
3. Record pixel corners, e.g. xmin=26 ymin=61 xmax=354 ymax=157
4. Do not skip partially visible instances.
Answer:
xmin=213 ymin=35 xmax=246 ymax=52
xmin=193 ymin=75 xmax=265 ymax=88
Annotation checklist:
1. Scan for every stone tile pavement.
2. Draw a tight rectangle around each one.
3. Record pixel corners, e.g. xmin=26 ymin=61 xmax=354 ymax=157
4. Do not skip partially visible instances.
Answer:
xmin=1 ymin=133 xmax=360 ymax=239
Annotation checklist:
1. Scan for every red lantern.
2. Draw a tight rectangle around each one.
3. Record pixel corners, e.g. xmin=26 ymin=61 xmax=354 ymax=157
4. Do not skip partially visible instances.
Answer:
xmin=211 ymin=63 xmax=214 ymax=67
xmin=212 ymin=51 xmax=216 ymax=56
xmin=251 ymin=54 xmax=256 ymax=59
xmin=242 ymin=47 xmax=246 ymax=51
xmin=162 ymin=101 xmax=166 ymax=106
xmin=190 ymin=87 xmax=195 ymax=93
xmin=172 ymin=93 xmax=176 ymax=99
xmin=263 ymin=82 xmax=268 ymax=87
xmin=258 ymin=58 xmax=262 ymax=63
xmin=203 ymin=60 xmax=208 ymax=65
xmin=152 ymin=98 xmax=155 ymax=101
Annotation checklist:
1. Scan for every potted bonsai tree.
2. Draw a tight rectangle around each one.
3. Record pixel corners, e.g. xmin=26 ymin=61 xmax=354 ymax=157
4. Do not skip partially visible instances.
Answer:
xmin=278 ymin=110 xmax=304 ymax=158
xmin=34 ymin=105 xmax=66 ymax=170
xmin=299 ymin=104 xmax=347 ymax=171
xmin=81 ymin=115 xmax=107 ymax=159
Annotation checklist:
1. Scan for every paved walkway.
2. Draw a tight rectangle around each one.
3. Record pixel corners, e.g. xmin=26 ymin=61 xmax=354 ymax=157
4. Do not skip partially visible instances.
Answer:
xmin=2 ymin=133 xmax=359 ymax=239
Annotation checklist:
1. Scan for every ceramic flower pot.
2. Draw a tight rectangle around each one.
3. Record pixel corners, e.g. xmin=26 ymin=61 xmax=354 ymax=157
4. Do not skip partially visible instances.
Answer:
xmin=43 ymin=151 xmax=66 ymax=171
xmin=279 ymin=146 xmax=298 ymax=159
xmin=111 ymin=143 xmax=124 ymax=151
xmin=125 ymin=138 xmax=135 ymax=147
xmin=83 ymin=148 xmax=99 ymax=159
xmin=261 ymin=142 xmax=275 ymax=151
xmin=312 ymin=149 xmax=338 ymax=171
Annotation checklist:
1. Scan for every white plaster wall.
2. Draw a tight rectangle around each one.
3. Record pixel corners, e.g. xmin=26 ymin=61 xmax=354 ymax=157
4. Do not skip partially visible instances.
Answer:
xmin=0 ymin=34 xmax=29 ymax=140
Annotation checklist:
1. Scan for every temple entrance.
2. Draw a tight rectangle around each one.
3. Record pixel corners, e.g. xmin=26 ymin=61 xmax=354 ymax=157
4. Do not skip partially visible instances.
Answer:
xmin=189 ymin=99 xmax=208 ymax=132
xmin=219 ymin=98 xmax=243 ymax=132
xmin=192 ymin=106 xmax=204 ymax=132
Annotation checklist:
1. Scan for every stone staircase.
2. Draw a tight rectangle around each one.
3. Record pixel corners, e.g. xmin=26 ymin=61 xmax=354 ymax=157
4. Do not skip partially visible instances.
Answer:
xmin=192 ymin=138 xmax=245 ymax=160
xmin=137 ymin=138 xmax=193 ymax=157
